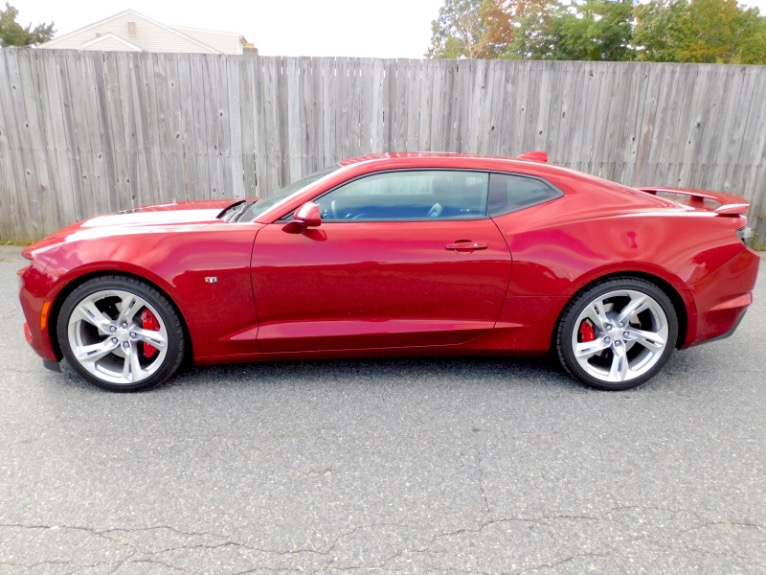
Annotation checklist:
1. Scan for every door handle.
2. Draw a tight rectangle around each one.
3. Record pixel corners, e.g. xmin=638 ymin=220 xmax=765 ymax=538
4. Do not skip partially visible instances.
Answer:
xmin=445 ymin=240 xmax=488 ymax=252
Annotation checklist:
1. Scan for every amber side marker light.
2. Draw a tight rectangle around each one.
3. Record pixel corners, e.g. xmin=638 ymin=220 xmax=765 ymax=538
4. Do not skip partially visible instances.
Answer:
xmin=40 ymin=301 xmax=53 ymax=330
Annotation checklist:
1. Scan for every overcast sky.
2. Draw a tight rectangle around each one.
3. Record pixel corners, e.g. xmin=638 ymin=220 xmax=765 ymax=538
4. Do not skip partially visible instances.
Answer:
xmin=12 ymin=0 xmax=766 ymax=58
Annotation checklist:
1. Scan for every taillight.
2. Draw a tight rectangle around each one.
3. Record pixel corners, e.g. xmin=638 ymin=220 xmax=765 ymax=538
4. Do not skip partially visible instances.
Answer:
xmin=736 ymin=226 xmax=753 ymax=245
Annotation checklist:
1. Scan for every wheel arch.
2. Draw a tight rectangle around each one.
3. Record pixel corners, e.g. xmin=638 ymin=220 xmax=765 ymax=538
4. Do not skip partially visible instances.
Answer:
xmin=553 ymin=271 xmax=689 ymax=350
xmin=47 ymin=271 xmax=194 ymax=365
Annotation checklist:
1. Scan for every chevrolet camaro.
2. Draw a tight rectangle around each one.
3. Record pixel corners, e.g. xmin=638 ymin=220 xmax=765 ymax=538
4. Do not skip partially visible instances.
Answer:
xmin=18 ymin=152 xmax=759 ymax=392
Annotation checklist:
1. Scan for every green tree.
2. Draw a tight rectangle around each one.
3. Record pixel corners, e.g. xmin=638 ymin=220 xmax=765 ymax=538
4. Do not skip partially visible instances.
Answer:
xmin=503 ymin=0 xmax=560 ymax=59
xmin=428 ymin=0 xmax=514 ymax=59
xmin=633 ymin=0 xmax=688 ymax=61
xmin=734 ymin=7 xmax=766 ymax=64
xmin=554 ymin=0 xmax=635 ymax=60
xmin=634 ymin=0 xmax=766 ymax=64
xmin=0 ymin=3 xmax=54 ymax=47
xmin=507 ymin=0 xmax=635 ymax=60
xmin=429 ymin=0 xmax=766 ymax=63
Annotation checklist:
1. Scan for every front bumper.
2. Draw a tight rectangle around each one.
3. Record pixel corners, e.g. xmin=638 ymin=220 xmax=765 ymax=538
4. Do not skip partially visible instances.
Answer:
xmin=18 ymin=264 xmax=60 ymax=362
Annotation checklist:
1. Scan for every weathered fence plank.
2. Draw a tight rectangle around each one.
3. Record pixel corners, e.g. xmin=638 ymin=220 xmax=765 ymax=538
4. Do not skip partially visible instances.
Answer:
xmin=1 ymin=50 xmax=765 ymax=246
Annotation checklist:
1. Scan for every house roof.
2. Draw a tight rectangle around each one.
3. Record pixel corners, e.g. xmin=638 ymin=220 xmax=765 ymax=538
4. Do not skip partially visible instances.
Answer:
xmin=171 ymin=26 xmax=246 ymax=54
xmin=41 ymin=9 xmax=249 ymax=54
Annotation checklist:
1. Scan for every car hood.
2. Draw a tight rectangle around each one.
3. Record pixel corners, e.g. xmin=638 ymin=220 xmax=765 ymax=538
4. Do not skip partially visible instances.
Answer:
xmin=115 ymin=199 xmax=242 ymax=214
xmin=23 ymin=200 xmax=242 ymax=260
xmin=80 ymin=207 xmax=226 ymax=229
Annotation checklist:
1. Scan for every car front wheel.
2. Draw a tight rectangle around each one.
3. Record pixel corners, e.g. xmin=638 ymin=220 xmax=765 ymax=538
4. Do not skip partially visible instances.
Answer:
xmin=56 ymin=276 xmax=185 ymax=392
xmin=556 ymin=278 xmax=678 ymax=390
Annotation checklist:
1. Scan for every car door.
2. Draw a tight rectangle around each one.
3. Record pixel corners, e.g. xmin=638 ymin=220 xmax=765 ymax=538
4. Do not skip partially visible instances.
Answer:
xmin=251 ymin=170 xmax=512 ymax=353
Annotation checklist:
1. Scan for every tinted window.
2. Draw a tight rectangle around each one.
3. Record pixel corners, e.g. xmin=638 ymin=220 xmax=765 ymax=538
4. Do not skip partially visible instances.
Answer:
xmin=316 ymin=171 xmax=489 ymax=221
xmin=488 ymin=173 xmax=562 ymax=216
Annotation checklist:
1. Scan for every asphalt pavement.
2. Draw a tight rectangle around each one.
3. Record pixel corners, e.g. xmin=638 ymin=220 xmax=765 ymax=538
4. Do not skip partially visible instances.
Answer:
xmin=1 ymin=245 xmax=764 ymax=575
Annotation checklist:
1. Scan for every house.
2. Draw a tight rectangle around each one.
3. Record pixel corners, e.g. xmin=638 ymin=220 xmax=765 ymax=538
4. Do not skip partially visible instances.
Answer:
xmin=40 ymin=9 xmax=257 ymax=55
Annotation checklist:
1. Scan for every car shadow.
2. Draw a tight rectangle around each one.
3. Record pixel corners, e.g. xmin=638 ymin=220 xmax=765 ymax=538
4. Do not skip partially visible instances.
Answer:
xmin=162 ymin=355 xmax=586 ymax=394
xmin=55 ymin=349 xmax=706 ymax=395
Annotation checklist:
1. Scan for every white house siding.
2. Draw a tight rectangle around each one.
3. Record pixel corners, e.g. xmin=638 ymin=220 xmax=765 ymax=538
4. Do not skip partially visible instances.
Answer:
xmin=43 ymin=12 xmax=220 ymax=53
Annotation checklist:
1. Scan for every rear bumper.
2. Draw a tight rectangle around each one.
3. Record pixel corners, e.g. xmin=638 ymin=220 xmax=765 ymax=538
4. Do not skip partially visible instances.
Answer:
xmin=683 ymin=248 xmax=760 ymax=348
xmin=700 ymin=307 xmax=749 ymax=345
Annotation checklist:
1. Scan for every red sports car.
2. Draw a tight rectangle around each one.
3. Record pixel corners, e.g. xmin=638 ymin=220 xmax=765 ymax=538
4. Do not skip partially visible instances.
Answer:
xmin=18 ymin=152 xmax=759 ymax=392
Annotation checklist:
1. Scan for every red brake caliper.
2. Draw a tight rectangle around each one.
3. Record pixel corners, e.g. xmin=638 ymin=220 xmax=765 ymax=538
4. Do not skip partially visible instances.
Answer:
xmin=140 ymin=308 xmax=160 ymax=359
xmin=579 ymin=319 xmax=596 ymax=342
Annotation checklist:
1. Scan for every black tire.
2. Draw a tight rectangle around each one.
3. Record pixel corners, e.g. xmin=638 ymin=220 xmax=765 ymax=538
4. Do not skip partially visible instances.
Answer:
xmin=56 ymin=275 xmax=185 ymax=392
xmin=556 ymin=277 xmax=678 ymax=391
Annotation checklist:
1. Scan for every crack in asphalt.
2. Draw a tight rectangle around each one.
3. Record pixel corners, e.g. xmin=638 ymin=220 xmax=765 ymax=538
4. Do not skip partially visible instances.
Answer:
xmin=517 ymin=550 xmax=616 ymax=575
xmin=105 ymin=550 xmax=138 ymax=575
xmin=473 ymin=435 xmax=492 ymax=517
xmin=2 ymin=508 xmax=764 ymax=575
xmin=115 ymin=557 xmax=197 ymax=574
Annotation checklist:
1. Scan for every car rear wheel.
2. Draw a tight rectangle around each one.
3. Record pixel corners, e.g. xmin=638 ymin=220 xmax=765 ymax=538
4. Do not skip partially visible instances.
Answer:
xmin=557 ymin=278 xmax=678 ymax=390
xmin=57 ymin=276 xmax=185 ymax=392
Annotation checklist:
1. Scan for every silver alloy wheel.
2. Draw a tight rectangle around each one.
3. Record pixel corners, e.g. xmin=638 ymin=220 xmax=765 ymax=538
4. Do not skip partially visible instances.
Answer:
xmin=571 ymin=288 xmax=669 ymax=384
xmin=67 ymin=289 xmax=169 ymax=385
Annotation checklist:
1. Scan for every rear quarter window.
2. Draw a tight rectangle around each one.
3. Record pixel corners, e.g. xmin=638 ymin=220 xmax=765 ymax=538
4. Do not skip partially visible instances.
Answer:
xmin=488 ymin=173 xmax=562 ymax=216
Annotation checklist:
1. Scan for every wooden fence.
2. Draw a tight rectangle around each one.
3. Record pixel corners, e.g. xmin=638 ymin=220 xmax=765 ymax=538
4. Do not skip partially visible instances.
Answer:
xmin=1 ymin=49 xmax=765 ymax=246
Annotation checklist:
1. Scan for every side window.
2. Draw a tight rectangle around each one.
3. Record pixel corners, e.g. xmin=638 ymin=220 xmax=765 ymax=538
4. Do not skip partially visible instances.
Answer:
xmin=315 ymin=171 xmax=489 ymax=221
xmin=488 ymin=173 xmax=562 ymax=216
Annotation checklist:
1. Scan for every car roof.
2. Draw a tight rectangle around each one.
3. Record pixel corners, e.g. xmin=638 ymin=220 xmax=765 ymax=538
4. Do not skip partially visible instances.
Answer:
xmin=340 ymin=151 xmax=526 ymax=166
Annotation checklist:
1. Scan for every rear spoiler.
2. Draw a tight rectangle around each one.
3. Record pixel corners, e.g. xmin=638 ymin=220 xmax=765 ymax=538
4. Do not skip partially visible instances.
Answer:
xmin=637 ymin=187 xmax=750 ymax=216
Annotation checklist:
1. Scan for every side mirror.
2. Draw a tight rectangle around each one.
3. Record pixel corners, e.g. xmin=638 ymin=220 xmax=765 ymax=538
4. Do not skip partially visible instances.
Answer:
xmin=295 ymin=202 xmax=322 ymax=227
xmin=282 ymin=201 xmax=322 ymax=233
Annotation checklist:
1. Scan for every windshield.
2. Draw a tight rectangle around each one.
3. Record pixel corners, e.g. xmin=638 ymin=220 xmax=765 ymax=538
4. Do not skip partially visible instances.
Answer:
xmin=236 ymin=164 xmax=341 ymax=222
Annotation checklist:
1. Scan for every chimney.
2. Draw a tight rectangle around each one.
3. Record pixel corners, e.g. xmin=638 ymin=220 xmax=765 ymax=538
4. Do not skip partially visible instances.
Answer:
xmin=243 ymin=41 xmax=258 ymax=56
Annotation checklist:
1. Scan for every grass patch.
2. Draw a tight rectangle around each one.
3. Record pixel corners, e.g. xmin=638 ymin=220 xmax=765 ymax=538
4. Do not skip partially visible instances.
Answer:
xmin=0 ymin=239 xmax=37 ymax=246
